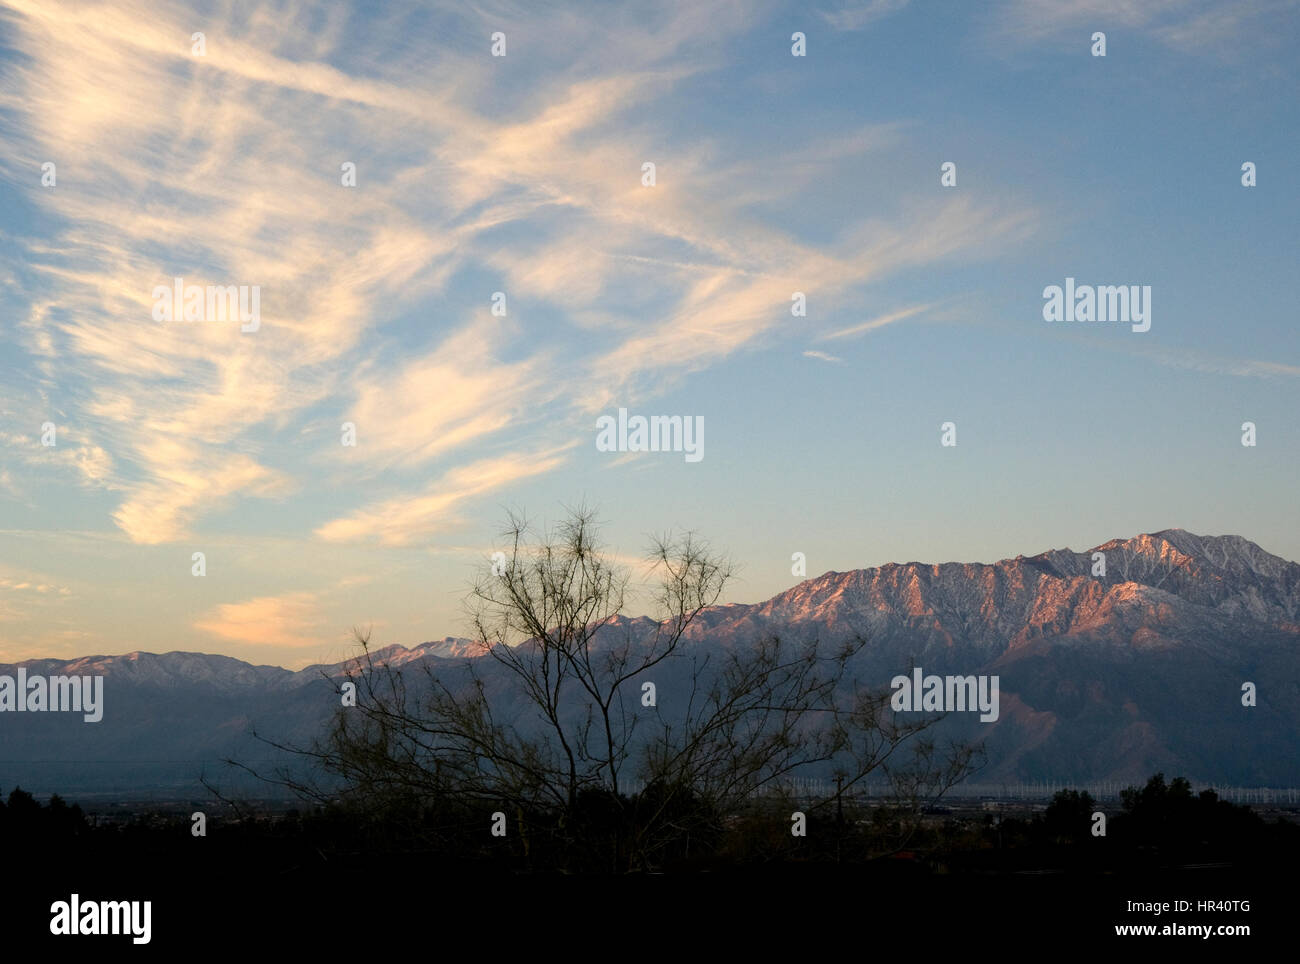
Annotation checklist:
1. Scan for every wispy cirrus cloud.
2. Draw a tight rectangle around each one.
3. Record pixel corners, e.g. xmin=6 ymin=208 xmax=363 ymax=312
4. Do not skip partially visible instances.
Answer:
xmin=802 ymin=350 xmax=844 ymax=363
xmin=0 ymin=0 xmax=1038 ymax=550
xmin=986 ymin=0 xmax=1296 ymax=57
xmin=336 ymin=322 xmax=555 ymax=474
xmin=0 ymin=426 xmax=116 ymax=489
xmin=315 ymin=447 xmax=573 ymax=546
xmin=820 ymin=301 xmax=941 ymax=341
xmin=1040 ymin=328 xmax=1300 ymax=380
xmin=820 ymin=0 xmax=911 ymax=32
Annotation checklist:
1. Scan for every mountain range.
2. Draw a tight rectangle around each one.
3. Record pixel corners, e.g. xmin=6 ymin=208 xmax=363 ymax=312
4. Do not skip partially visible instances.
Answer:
xmin=2 ymin=529 xmax=1296 ymax=796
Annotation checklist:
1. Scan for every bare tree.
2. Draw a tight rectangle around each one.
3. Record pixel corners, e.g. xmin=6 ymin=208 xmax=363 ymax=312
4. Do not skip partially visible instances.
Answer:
xmin=464 ymin=505 xmax=731 ymax=809
xmin=236 ymin=505 xmax=982 ymax=871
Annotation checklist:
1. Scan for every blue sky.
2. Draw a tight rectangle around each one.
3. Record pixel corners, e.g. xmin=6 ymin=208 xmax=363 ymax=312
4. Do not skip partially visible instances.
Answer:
xmin=0 ymin=0 xmax=1296 ymax=668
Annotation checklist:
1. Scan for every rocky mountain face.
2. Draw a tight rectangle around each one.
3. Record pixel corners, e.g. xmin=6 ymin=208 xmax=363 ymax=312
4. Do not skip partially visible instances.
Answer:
xmin=684 ymin=529 xmax=1300 ymax=655
xmin=668 ymin=530 xmax=1299 ymax=786
xmin=2 ymin=531 xmax=1296 ymax=795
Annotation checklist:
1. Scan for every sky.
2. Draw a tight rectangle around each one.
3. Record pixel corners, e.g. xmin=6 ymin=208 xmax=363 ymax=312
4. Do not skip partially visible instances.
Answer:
xmin=0 ymin=0 xmax=1296 ymax=669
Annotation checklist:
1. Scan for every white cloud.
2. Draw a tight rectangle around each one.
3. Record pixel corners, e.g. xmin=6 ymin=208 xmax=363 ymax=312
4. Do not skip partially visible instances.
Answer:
xmin=315 ymin=447 xmax=573 ymax=546
xmin=821 ymin=0 xmax=912 ymax=32
xmin=820 ymin=302 xmax=939 ymax=341
xmin=802 ymin=350 xmax=844 ymax=363
xmin=0 ymin=0 xmax=1040 ymax=549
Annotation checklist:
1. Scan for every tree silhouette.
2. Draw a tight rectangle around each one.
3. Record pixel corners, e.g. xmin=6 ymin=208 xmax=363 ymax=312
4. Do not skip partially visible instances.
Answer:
xmin=238 ymin=505 xmax=982 ymax=871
